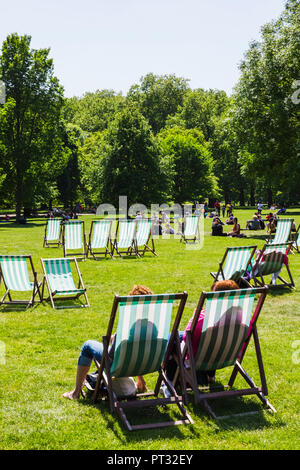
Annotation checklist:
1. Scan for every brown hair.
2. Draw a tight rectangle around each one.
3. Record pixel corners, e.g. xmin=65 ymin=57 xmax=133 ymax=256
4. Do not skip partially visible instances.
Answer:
xmin=212 ymin=280 xmax=239 ymax=291
xmin=128 ymin=285 xmax=153 ymax=295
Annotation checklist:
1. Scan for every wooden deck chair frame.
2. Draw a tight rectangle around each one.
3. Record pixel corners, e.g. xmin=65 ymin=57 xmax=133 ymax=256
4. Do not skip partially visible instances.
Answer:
xmin=43 ymin=218 xmax=62 ymax=248
xmin=87 ymin=219 xmax=113 ymax=259
xmin=112 ymin=219 xmax=139 ymax=257
xmin=0 ymin=255 xmax=42 ymax=308
xmin=176 ymin=287 xmax=275 ymax=419
xmin=180 ymin=215 xmax=201 ymax=244
xmin=266 ymin=218 xmax=294 ymax=245
xmin=136 ymin=219 xmax=157 ymax=257
xmin=251 ymin=243 xmax=294 ymax=289
xmin=41 ymin=257 xmax=89 ymax=309
xmin=62 ymin=220 xmax=87 ymax=260
xmin=210 ymin=245 xmax=257 ymax=289
xmin=291 ymin=225 xmax=300 ymax=253
xmin=92 ymin=292 xmax=193 ymax=431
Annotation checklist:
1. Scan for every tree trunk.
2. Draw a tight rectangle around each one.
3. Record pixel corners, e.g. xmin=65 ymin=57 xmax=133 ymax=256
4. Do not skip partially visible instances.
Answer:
xmin=267 ymin=188 xmax=273 ymax=207
xmin=250 ymin=182 xmax=255 ymax=206
xmin=15 ymin=165 xmax=23 ymax=223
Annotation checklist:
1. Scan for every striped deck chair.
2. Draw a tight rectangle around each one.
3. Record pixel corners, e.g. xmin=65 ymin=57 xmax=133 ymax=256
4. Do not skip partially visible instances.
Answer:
xmin=41 ymin=257 xmax=89 ymax=309
xmin=210 ymin=246 xmax=257 ymax=288
xmin=251 ymin=243 xmax=294 ymax=289
xmin=180 ymin=215 xmax=200 ymax=243
xmin=179 ymin=287 xmax=275 ymax=419
xmin=112 ymin=219 xmax=138 ymax=257
xmin=136 ymin=219 xmax=157 ymax=257
xmin=43 ymin=218 xmax=62 ymax=247
xmin=87 ymin=220 xmax=113 ymax=259
xmin=267 ymin=218 xmax=294 ymax=244
xmin=92 ymin=292 xmax=193 ymax=431
xmin=291 ymin=225 xmax=300 ymax=253
xmin=62 ymin=220 xmax=86 ymax=260
xmin=0 ymin=255 xmax=42 ymax=308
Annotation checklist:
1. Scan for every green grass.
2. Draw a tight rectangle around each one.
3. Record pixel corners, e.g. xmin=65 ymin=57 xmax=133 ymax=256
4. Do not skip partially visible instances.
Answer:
xmin=0 ymin=208 xmax=299 ymax=450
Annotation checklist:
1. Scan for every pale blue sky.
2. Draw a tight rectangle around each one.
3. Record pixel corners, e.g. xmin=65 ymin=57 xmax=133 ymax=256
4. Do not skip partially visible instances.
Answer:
xmin=1 ymin=0 xmax=286 ymax=97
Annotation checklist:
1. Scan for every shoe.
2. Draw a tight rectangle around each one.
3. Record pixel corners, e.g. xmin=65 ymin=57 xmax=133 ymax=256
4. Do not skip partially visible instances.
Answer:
xmin=160 ymin=385 xmax=171 ymax=398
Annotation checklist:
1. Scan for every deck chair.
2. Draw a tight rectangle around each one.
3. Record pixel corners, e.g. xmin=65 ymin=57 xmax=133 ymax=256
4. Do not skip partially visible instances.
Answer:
xmin=180 ymin=215 xmax=200 ymax=243
xmin=267 ymin=218 xmax=294 ymax=244
xmin=87 ymin=220 xmax=113 ymax=259
xmin=251 ymin=243 xmax=294 ymax=289
xmin=62 ymin=220 xmax=87 ymax=260
xmin=177 ymin=287 xmax=275 ymax=419
xmin=112 ymin=219 xmax=138 ymax=257
xmin=136 ymin=219 xmax=157 ymax=257
xmin=43 ymin=218 xmax=62 ymax=247
xmin=291 ymin=225 xmax=300 ymax=253
xmin=0 ymin=255 xmax=42 ymax=308
xmin=41 ymin=257 xmax=89 ymax=309
xmin=210 ymin=246 xmax=257 ymax=288
xmin=92 ymin=292 xmax=193 ymax=431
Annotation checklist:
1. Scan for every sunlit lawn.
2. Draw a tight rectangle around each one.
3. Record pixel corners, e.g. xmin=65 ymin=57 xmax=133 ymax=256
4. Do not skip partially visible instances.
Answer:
xmin=0 ymin=208 xmax=299 ymax=450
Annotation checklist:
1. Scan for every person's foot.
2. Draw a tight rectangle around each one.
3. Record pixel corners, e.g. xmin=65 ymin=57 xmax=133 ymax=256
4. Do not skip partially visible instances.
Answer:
xmin=62 ymin=389 xmax=85 ymax=400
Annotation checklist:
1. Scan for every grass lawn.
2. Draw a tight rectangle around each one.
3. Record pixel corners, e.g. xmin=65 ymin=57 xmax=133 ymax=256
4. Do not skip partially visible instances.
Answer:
xmin=0 ymin=208 xmax=299 ymax=450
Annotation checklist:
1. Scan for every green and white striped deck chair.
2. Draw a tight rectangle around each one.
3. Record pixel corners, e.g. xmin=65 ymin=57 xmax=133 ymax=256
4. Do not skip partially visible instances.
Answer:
xmin=210 ymin=246 xmax=257 ymax=288
xmin=112 ymin=219 xmax=138 ymax=257
xmin=181 ymin=287 xmax=275 ymax=419
xmin=62 ymin=220 xmax=86 ymax=260
xmin=43 ymin=218 xmax=62 ymax=247
xmin=251 ymin=243 xmax=294 ymax=288
xmin=0 ymin=255 xmax=42 ymax=308
xmin=87 ymin=220 xmax=113 ymax=259
xmin=136 ymin=219 xmax=157 ymax=256
xmin=93 ymin=292 xmax=193 ymax=431
xmin=292 ymin=225 xmax=300 ymax=253
xmin=181 ymin=215 xmax=200 ymax=243
xmin=267 ymin=218 xmax=294 ymax=244
xmin=41 ymin=257 xmax=89 ymax=309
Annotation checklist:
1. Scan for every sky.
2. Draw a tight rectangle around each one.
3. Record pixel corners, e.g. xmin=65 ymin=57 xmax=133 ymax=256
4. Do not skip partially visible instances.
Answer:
xmin=0 ymin=0 xmax=287 ymax=98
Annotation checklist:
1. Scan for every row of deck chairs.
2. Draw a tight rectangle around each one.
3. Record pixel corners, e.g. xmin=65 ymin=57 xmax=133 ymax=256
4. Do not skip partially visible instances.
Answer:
xmin=43 ymin=218 xmax=157 ymax=259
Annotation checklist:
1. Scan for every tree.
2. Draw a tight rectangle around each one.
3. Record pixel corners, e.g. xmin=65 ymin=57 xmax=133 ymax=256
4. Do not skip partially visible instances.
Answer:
xmin=0 ymin=34 xmax=65 ymax=220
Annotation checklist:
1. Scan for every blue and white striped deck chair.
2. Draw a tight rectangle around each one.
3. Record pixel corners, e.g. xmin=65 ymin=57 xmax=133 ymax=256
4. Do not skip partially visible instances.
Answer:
xmin=136 ymin=219 xmax=157 ymax=257
xmin=210 ymin=246 xmax=256 ymax=288
xmin=62 ymin=220 xmax=86 ymax=260
xmin=87 ymin=220 xmax=113 ymax=259
xmin=93 ymin=292 xmax=193 ymax=431
xmin=181 ymin=287 xmax=275 ymax=418
xmin=251 ymin=243 xmax=294 ymax=288
xmin=112 ymin=219 xmax=138 ymax=257
xmin=41 ymin=257 xmax=89 ymax=309
xmin=181 ymin=215 xmax=200 ymax=243
xmin=0 ymin=255 xmax=42 ymax=308
xmin=43 ymin=218 xmax=62 ymax=247
xmin=267 ymin=218 xmax=294 ymax=245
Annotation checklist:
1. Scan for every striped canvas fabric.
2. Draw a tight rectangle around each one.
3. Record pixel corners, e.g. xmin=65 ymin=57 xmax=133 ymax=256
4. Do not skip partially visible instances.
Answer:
xmin=257 ymin=244 xmax=288 ymax=276
xmin=136 ymin=219 xmax=152 ymax=246
xmin=219 ymin=247 xmax=254 ymax=282
xmin=0 ymin=256 xmax=33 ymax=291
xmin=116 ymin=220 xmax=136 ymax=249
xmin=64 ymin=221 xmax=83 ymax=250
xmin=91 ymin=220 xmax=111 ymax=249
xmin=46 ymin=218 xmax=61 ymax=241
xmin=269 ymin=219 xmax=293 ymax=244
xmin=194 ymin=290 xmax=255 ymax=371
xmin=110 ymin=294 xmax=176 ymax=378
xmin=184 ymin=216 xmax=199 ymax=237
xmin=43 ymin=258 xmax=84 ymax=295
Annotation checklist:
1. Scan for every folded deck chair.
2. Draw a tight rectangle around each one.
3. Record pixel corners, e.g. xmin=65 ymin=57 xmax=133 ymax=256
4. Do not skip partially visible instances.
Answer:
xmin=0 ymin=255 xmax=42 ymax=308
xmin=92 ymin=292 xmax=193 ymax=431
xmin=210 ymin=246 xmax=257 ymax=288
xmin=251 ymin=243 xmax=294 ymax=289
xmin=136 ymin=219 xmax=157 ymax=256
xmin=180 ymin=215 xmax=200 ymax=243
xmin=87 ymin=220 xmax=113 ymax=259
xmin=41 ymin=257 xmax=89 ymax=309
xmin=112 ymin=219 xmax=138 ymax=257
xmin=267 ymin=218 xmax=294 ymax=244
xmin=178 ymin=287 xmax=275 ymax=419
xmin=62 ymin=220 xmax=86 ymax=260
xmin=43 ymin=218 xmax=62 ymax=247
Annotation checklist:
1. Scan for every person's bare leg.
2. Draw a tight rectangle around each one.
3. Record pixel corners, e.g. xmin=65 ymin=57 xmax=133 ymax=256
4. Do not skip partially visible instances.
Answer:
xmin=63 ymin=365 xmax=90 ymax=400
xmin=136 ymin=375 xmax=147 ymax=393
